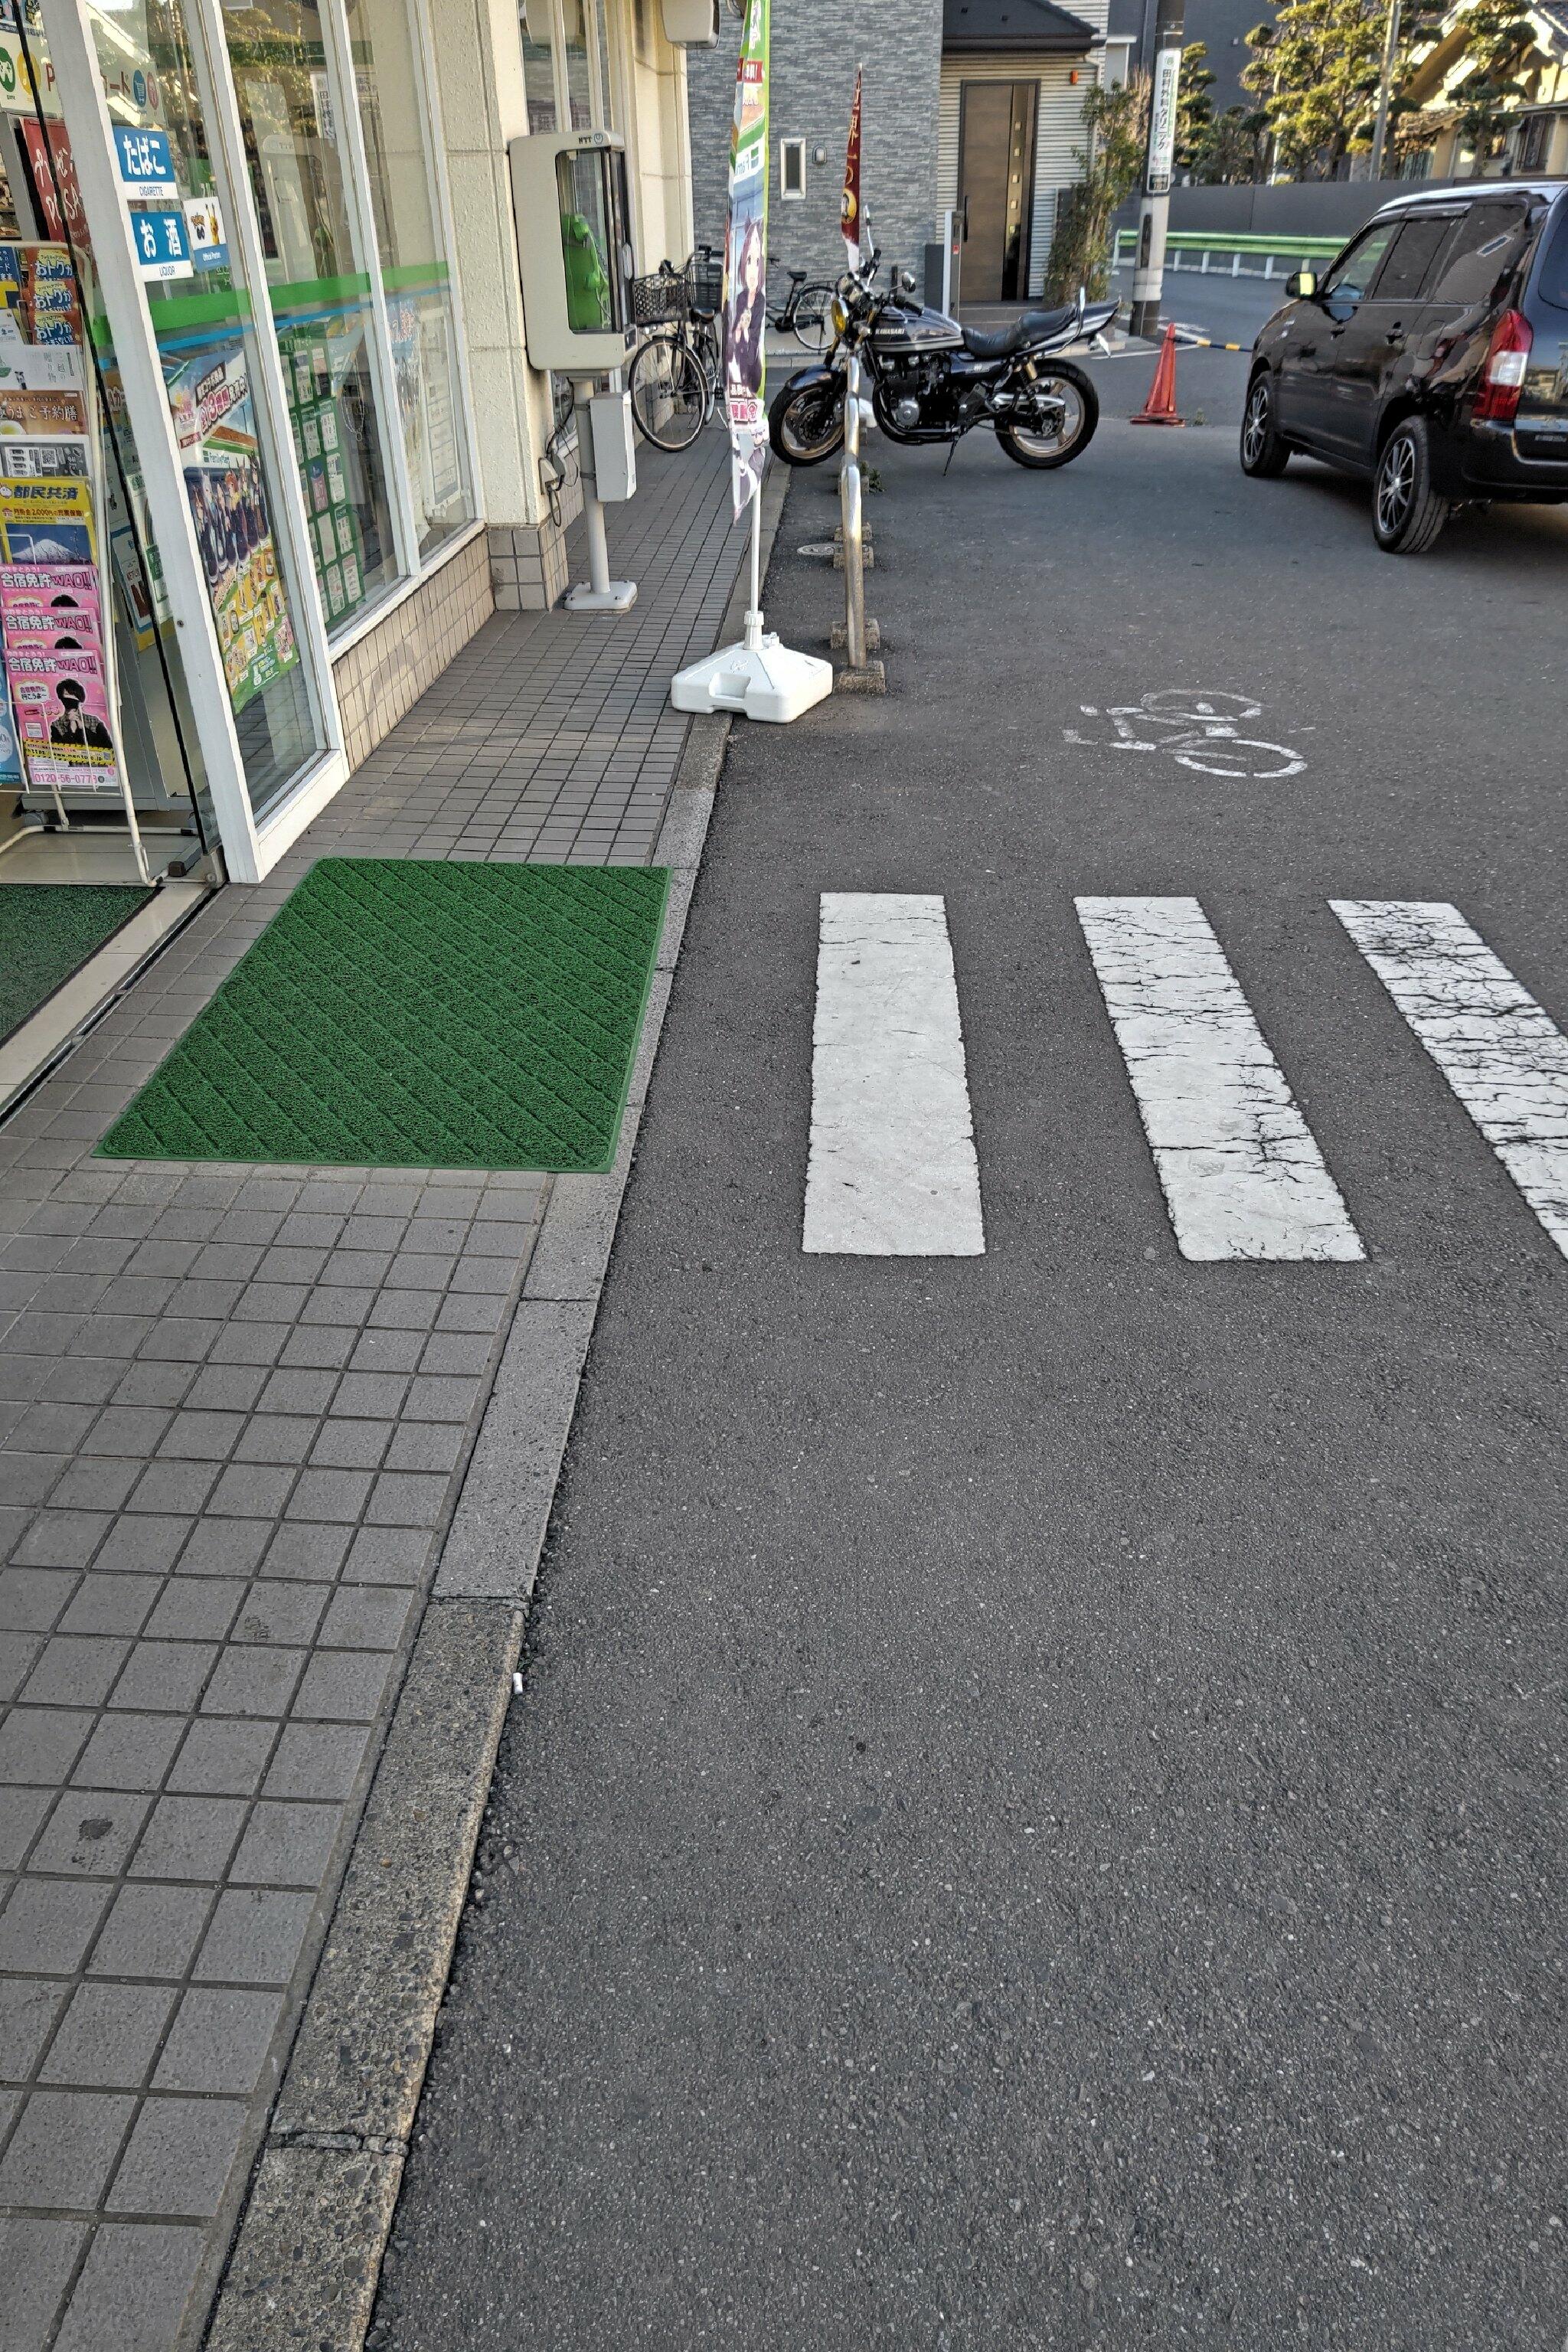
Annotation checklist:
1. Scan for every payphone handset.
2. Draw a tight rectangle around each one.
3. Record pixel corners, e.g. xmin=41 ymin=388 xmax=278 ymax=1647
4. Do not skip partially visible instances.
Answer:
xmin=508 ymin=131 xmax=636 ymax=377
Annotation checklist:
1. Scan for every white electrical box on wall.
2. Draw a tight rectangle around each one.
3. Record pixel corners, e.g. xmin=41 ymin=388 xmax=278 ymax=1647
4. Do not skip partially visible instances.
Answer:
xmin=662 ymin=0 xmax=718 ymax=44
xmin=590 ymin=391 xmax=636 ymax=502
xmin=508 ymin=130 xmax=636 ymax=375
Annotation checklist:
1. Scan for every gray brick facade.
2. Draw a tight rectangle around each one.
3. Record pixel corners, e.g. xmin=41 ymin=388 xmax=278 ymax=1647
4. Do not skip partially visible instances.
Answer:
xmin=688 ymin=1 xmax=944 ymax=298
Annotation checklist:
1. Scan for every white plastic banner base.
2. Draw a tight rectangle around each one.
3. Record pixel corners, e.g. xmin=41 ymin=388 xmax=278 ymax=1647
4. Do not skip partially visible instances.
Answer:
xmin=564 ymin=580 xmax=638 ymax=613
xmin=671 ymin=612 xmax=832 ymax=724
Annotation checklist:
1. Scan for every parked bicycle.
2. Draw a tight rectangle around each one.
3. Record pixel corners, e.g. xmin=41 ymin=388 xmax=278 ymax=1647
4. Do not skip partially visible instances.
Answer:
xmin=627 ymin=251 xmax=723 ymax=454
xmin=767 ymin=258 xmax=835 ymax=353
xmin=628 ymin=246 xmax=839 ymax=452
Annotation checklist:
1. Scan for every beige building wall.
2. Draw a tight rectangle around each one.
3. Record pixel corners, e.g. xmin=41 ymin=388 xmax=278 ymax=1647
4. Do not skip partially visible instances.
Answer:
xmin=424 ymin=0 xmax=694 ymax=611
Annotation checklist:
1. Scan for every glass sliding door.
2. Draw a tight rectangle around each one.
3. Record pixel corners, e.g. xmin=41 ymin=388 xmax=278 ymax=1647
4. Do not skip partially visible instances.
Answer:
xmin=218 ymin=0 xmax=401 ymax=635
xmin=74 ymin=0 xmax=327 ymax=825
xmin=345 ymin=0 xmax=473 ymax=560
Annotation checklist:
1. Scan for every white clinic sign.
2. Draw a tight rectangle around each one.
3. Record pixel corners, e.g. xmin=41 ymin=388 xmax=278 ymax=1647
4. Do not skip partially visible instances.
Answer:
xmin=1147 ymin=43 xmax=1181 ymax=194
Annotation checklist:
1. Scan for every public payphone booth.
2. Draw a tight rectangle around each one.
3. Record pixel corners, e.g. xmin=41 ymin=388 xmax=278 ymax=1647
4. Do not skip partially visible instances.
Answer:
xmin=508 ymin=129 xmax=639 ymax=612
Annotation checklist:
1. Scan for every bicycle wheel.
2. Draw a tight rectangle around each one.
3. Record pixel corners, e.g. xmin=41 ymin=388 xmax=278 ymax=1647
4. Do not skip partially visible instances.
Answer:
xmin=791 ymin=286 xmax=835 ymax=353
xmin=629 ymin=335 xmax=709 ymax=452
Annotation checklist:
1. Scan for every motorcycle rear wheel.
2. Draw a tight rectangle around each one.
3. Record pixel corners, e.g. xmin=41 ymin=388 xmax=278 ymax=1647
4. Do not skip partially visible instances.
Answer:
xmin=769 ymin=375 xmax=844 ymax=466
xmin=996 ymin=362 xmax=1099 ymax=469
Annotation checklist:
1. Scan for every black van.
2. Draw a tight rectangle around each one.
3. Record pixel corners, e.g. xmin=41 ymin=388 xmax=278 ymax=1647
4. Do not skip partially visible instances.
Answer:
xmin=1240 ymin=180 xmax=1568 ymax=552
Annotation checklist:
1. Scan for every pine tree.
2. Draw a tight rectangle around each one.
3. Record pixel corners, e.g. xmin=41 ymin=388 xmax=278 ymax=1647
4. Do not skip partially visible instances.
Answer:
xmin=1175 ymin=43 xmax=1217 ymax=172
xmin=1449 ymin=0 xmax=1535 ymax=167
xmin=1243 ymin=0 xmax=1387 ymax=176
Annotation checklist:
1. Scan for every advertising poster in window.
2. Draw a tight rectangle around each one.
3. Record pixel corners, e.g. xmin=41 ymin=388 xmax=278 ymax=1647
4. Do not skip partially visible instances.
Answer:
xmin=165 ymin=341 xmax=299 ymax=714
xmin=722 ymin=0 xmax=769 ymax=518
xmin=387 ymin=294 xmax=461 ymax=527
xmin=279 ymin=322 xmax=368 ymax=629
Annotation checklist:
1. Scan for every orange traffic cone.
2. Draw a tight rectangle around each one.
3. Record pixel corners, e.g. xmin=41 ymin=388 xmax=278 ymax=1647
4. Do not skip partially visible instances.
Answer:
xmin=1130 ymin=322 xmax=1185 ymax=427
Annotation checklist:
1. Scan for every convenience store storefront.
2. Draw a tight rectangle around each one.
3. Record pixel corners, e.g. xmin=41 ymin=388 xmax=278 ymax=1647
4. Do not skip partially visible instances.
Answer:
xmin=0 ymin=0 xmax=695 ymax=925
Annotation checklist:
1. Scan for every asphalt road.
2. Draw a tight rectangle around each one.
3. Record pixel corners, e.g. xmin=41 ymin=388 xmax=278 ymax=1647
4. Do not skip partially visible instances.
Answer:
xmin=378 ymin=397 xmax=1568 ymax=2347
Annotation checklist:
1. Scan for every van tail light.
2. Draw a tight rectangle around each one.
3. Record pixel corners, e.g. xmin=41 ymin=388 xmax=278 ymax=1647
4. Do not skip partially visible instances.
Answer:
xmin=1475 ymin=309 xmax=1533 ymax=423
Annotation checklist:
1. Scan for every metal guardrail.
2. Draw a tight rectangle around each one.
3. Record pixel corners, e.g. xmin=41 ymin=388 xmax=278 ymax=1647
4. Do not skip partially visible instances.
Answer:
xmin=1112 ymin=227 xmax=1345 ymax=280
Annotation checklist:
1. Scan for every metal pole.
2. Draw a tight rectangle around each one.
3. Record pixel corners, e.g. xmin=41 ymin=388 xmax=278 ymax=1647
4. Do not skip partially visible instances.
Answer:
xmin=1129 ymin=0 xmax=1184 ymax=341
xmin=1370 ymin=0 xmax=1403 ymax=185
xmin=743 ymin=480 xmax=763 ymax=653
xmin=840 ymin=349 xmax=866 ymax=673
xmin=576 ymin=382 xmax=611 ymax=597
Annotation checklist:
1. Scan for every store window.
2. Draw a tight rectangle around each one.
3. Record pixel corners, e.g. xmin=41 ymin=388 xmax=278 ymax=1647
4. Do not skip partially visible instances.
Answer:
xmin=521 ymin=1 xmax=557 ymax=133
xmin=219 ymin=0 xmax=402 ymax=639
xmin=348 ymin=0 xmax=474 ymax=559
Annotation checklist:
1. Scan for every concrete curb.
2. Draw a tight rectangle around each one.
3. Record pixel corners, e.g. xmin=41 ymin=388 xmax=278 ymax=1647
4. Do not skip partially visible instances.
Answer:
xmin=201 ymin=460 xmax=792 ymax=2351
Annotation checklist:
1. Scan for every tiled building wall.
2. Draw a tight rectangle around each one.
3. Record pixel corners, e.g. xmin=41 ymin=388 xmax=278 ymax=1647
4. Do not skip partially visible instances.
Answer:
xmin=687 ymin=0 xmax=944 ymax=290
xmin=488 ymin=468 xmax=584 ymax=614
xmin=329 ymin=534 xmax=495 ymax=774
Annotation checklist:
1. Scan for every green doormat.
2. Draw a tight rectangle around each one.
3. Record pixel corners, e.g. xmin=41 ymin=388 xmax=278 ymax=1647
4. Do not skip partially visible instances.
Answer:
xmin=99 ymin=858 xmax=669 ymax=1173
xmin=0 ymin=882 xmax=154 ymax=1046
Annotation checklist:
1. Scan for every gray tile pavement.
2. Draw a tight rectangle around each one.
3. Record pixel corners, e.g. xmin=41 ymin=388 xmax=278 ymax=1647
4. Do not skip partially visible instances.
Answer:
xmin=0 ymin=433 xmax=747 ymax=2350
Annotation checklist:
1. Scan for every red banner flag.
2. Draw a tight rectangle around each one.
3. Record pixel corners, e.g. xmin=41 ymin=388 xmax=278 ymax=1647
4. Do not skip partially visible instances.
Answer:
xmin=841 ymin=65 xmax=862 ymax=270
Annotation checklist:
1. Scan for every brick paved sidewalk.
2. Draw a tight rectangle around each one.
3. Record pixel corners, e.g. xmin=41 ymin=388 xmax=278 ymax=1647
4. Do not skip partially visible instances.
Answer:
xmin=0 ymin=433 xmax=745 ymax=2352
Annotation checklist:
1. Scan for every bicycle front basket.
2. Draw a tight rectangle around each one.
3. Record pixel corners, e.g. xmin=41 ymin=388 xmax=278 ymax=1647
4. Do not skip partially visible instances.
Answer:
xmin=631 ymin=270 xmax=688 ymax=326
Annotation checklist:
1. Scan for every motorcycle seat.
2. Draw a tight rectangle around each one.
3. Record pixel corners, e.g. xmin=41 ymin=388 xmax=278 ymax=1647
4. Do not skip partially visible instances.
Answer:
xmin=961 ymin=305 xmax=1076 ymax=359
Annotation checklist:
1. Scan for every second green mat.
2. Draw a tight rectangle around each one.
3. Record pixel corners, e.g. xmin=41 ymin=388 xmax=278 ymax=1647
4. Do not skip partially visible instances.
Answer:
xmin=98 ymin=858 xmax=669 ymax=1172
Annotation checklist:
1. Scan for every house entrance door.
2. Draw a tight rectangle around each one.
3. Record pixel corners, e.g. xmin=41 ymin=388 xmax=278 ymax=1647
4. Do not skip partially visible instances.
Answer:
xmin=957 ymin=80 xmax=1037 ymax=303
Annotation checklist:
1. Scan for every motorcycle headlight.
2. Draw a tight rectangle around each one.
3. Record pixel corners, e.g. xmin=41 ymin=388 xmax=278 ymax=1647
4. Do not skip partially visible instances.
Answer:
xmin=829 ymin=296 xmax=848 ymax=337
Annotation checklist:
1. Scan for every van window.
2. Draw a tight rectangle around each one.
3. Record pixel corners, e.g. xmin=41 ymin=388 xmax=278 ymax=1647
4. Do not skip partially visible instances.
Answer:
xmin=1370 ymin=214 xmax=1459 ymax=303
xmin=1319 ymin=220 xmax=1400 ymax=302
xmin=1536 ymin=198 xmax=1568 ymax=313
xmin=1426 ymin=200 xmax=1534 ymax=306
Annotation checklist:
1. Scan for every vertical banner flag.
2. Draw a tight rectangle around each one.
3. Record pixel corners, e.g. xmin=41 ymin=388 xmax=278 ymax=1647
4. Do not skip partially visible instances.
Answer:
xmin=841 ymin=64 xmax=863 ymax=269
xmin=723 ymin=0 xmax=769 ymax=519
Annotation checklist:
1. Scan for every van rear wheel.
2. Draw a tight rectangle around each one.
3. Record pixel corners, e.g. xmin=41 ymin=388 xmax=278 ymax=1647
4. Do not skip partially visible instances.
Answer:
xmin=1374 ymin=417 xmax=1449 ymax=554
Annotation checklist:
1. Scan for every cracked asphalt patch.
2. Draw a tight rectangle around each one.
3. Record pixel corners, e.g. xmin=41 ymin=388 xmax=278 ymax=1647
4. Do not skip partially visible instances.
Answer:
xmin=378 ymin=420 xmax=1568 ymax=2349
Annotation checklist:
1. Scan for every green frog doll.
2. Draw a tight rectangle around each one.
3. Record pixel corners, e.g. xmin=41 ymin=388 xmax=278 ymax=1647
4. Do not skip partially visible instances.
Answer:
xmin=562 ymin=212 xmax=611 ymax=335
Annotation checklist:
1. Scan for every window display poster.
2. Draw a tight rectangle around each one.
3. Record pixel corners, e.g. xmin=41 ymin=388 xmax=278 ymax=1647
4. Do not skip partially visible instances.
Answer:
xmin=8 ymin=640 xmax=119 ymax=793
xmin=279 ymin=322 xmax=366 ymax=627
xmin=387 ymin=293 xmax=462 ymax=528
xmin=165 ymin=341 xmax=298 ymax=715
xmin=18 ymin=124 xmax=87 ymax=251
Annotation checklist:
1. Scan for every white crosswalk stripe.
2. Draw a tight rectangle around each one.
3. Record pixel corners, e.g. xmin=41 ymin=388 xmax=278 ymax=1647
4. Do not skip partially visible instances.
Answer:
xmin=803 ymin=892 xmax=985 ymax=1256
xmin=1076 ymin=895 xmax=1364 ymax=1263
xmin=1332 ymin=899 xmax=1568 ymax=1259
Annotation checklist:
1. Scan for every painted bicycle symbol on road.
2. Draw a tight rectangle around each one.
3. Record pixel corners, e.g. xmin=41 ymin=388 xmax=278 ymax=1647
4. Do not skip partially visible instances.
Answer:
xmin=1063 ymin=690 xmax=1308 ymax=779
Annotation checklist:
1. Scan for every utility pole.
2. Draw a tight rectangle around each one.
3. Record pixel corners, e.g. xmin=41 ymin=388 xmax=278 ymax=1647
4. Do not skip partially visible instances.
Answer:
xmin=1129 ymin=0 xmax=1184 ymax=341
xmin=1369 ymin=0 xmax=1403 ymax=183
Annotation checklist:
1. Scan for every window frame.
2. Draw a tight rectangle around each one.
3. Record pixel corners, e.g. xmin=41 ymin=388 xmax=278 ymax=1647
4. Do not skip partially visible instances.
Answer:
xmin=42 ymin=0 xmax=482 ymax=879
xmin=1318 ymin=218 xmax=1401 ymax=305
xmin=779 ymin=136 xmax=806 ymax=200
xmin=1365 ymin=211 xmax=1463 ymax=305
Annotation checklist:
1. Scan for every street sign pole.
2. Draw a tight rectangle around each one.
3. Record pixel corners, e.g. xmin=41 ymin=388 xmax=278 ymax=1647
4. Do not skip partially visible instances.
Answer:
xmin=1369 ymin=0 xmax=1403 ymax=183
xmin=1129 ymin=0 xmax=1184 ymax=342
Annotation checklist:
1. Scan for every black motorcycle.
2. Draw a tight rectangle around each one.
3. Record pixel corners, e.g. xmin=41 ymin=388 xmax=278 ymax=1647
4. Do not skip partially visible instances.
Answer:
xmin=768 ymin=263 xmax=1115 ymax=472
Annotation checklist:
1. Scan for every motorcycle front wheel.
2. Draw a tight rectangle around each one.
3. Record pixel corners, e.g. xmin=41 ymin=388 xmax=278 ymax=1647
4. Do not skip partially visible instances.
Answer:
xmin=996 ymin=361 xmax=1099 ymax=469
xmin=769 ymin=374 xmax=844 ymax=466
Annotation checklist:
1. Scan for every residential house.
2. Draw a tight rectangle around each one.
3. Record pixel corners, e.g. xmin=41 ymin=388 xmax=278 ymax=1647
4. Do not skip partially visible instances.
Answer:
xmin=687 ymin=0 xmax=1131 ymax=306
xmin=1398 ymin=0 xmax=1568 ymax=176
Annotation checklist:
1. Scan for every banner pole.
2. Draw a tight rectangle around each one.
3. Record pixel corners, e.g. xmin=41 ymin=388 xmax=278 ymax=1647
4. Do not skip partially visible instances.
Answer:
xmin=745 ymin=488 xmax=763 ymax=650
